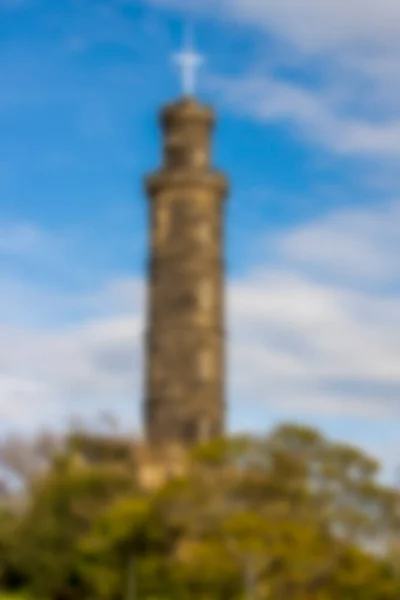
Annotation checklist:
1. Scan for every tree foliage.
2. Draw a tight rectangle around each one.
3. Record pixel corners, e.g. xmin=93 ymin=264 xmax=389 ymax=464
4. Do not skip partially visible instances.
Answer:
xmin=0 ymin=423 xmax=398 ymax=599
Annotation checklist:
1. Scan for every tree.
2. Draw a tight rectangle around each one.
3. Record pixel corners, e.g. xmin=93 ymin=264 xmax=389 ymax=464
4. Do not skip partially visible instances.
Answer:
xmin=0 ymin=423 xmax=399 ymax=600
xmin=2 ymin=431 xmax=136 ymax=600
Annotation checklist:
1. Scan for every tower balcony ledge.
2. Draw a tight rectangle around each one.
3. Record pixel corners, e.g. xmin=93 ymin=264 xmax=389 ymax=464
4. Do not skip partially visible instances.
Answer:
xmin=145 ymin=169 xmax=228 ymax=199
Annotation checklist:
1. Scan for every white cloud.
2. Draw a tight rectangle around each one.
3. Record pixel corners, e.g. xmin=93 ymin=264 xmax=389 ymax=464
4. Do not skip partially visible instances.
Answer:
xmin=146 ymin=0 xmax=400 ymax=56
xmin=274 ymin=199 xmax=400 ymax=284
xmin=0 ymin=311 xmax=144 ymax=433
xmin=222 ymin=0 xmax=400 ymax=54
xmin=230 ymin=271 xmax=400 ymax=405
xmin=209 ymin=73 xmax=400 ymax=156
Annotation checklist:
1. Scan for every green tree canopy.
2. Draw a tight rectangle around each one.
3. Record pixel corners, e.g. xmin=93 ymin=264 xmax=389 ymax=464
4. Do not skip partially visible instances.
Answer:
xmin=0 ymin=423 xmax=398 ymax=600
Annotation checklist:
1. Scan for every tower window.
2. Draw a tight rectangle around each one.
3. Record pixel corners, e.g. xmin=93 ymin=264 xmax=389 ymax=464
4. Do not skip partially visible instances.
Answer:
xmin=196 ymin=222 xmax=210 ymax=244
xmin=198 ymin=350 xmax=213 ymax=381
xmin=193 ymin=149 xmax=207 ymax=168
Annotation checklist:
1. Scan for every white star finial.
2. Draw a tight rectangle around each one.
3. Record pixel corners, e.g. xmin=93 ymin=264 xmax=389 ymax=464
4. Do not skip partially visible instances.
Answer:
xmin=173 ymin=24 xmax=204 ymax=97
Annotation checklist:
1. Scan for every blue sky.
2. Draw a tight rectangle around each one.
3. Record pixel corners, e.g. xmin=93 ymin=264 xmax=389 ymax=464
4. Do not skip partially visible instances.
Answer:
xmin=1 ymin=0 xmax=400 ymax=479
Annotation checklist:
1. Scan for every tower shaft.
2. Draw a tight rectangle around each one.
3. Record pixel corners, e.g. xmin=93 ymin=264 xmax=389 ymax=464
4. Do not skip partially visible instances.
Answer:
xmin=144 ymin=97 xmax=228 ymax=448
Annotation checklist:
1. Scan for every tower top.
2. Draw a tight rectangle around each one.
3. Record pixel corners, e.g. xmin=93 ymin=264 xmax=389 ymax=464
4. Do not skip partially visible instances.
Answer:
xmin=172 ymin=24 xmax=204 ymax=97
xmin=161 ymin=96 xmax=214 ymax=129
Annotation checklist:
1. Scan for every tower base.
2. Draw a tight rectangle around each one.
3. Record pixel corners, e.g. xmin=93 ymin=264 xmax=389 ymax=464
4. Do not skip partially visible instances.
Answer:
xmin=133 ymin=441 xmax=189 ymax=491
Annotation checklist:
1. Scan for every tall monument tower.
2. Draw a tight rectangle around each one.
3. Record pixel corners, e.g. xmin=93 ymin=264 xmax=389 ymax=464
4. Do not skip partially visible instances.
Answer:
xmin=143 ymin=37 xmax=228 ymax=449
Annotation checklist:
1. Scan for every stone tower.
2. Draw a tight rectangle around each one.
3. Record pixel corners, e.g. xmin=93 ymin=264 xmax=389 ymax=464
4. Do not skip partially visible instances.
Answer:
xmin=143 ymin=96 xmax=228 ymax=449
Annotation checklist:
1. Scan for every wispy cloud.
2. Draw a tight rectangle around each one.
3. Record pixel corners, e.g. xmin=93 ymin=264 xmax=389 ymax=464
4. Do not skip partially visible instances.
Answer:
xmin=208 ymin=73 xmax=400 ymax=156
xmin=144 ymin=0 xmax=400 ymax=59
xmin=274 ymin=199 xmax=400 ymax=285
